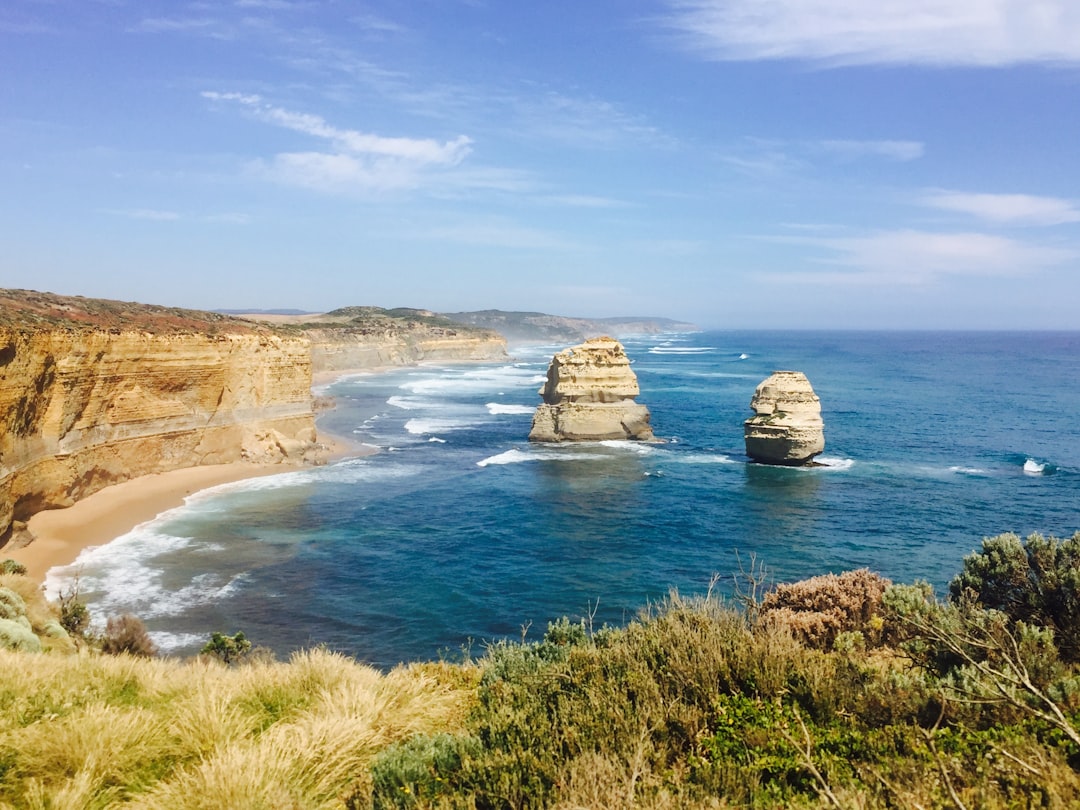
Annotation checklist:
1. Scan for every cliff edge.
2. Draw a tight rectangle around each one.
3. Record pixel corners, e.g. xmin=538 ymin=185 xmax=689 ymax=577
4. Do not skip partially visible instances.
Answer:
xmin=0 ymin=290 xmax=319 ymax=546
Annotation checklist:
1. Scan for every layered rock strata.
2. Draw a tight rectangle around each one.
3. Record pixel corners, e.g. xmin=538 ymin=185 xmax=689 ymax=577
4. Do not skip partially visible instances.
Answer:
xmin=743 ymin=371 xmax=825 ymax=466
xmin=0 ymin=290 xmax=319 ymax=545
xmin=528 ymin=337 xmax=654 ymax=442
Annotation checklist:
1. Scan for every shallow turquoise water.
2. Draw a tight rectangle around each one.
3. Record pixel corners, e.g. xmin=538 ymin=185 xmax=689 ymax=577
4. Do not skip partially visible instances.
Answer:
xmin=53 ymin=331 xmax=1080 ymax=667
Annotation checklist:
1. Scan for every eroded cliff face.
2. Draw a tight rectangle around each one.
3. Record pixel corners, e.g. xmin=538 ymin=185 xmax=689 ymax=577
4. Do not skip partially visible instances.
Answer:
xmin=0 ymin=291 xmax=318 ymax=545
xmin=529 ymin=336 xmax=654 ymax=442
xmin=307 ymin=328 xmax=507 ymax=374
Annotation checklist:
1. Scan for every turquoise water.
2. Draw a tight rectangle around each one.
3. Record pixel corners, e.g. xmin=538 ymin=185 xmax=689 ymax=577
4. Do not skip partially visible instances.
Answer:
xmin=52 ymin=331 xmax=1080 ymax=667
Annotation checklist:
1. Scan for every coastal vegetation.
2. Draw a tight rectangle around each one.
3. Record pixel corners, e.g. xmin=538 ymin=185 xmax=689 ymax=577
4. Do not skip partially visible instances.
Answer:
xmin=1 ymin=533 xmax=1079 ymax=808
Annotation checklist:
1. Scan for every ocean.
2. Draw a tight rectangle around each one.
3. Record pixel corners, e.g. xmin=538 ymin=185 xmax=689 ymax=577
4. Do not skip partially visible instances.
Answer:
xmin=49 ymin=331 xmax=1080 ymax=668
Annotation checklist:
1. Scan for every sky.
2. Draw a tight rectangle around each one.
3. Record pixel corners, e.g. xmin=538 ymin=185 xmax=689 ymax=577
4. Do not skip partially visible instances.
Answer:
xmin=3 ymin=1 xmax=1080 ymax=329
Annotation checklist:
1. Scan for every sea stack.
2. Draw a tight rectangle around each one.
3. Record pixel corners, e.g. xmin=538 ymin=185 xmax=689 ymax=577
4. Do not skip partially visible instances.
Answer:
xmin=528 ymin=336 xmax=654 ymax=442
xmin=743 ymin=371 xmax=825 ymax=465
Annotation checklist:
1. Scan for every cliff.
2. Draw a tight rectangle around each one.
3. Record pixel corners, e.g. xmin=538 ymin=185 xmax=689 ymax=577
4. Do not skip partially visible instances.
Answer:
xmin=743 ymin=371 xmax=825 ymax=466
xmin=239 ymin=307 xmax=508 ymax=374
xmin=529 ymin=337 xmax=654 ymax=442
xmin=0 ymin=290 xmax=318 ymax=545
xmin=441 ymin=310 xmax=698 ymax=346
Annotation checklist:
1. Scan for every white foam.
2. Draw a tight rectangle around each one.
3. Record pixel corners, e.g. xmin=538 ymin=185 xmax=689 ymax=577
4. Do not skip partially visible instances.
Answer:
xmin=1023 ymin=458 xmax=1046 ymax=475
xmin=399 ymin=366 xmax=544 ymax=396
xmin=149 ymin=631 xmax=210 ymax=655
xmin=648 ymin=346 xmax=715 ymax=355
xmin=599 ymin=440 xmax=656 ymax=455
xmin=817 ymin=457 xmax=855 ymax=470
xmin=486 ymin=403 xmax=535 ymax=415
xmin=428 ymin=437 xmax=447 ymax=443
xmin=679 ymin=453 xmax=736 ymax=464
xmin=739 ymin=353 xmax=749 ymax=360
xmin=949 ymin=466 xmax=988 ymax=475
xmin=476 ymin=446 xmax=620 ymax=467
xmin=405 ymin=417 xmax=477 ymax=435
xmin=387 ymin=395 xmax=427 ymax=410
xmin=45 ymin=530 xmax=249 ymax=620
xmin=477 ymin=449 xmax=534 ymax=467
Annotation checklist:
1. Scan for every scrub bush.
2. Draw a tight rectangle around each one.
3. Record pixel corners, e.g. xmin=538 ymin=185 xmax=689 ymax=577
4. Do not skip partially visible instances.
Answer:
xmin=950 ymin=532 xmax=1080 ymax=661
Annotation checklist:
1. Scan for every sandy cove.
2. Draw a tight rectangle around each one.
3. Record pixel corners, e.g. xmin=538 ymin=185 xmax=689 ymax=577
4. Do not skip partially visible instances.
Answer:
xmin=6 ymin=429 xmax=365 ymax=586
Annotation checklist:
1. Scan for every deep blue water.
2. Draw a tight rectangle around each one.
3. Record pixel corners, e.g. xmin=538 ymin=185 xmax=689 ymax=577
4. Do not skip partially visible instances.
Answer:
xmin=52 ymin=331 xmax=1080 ymax=667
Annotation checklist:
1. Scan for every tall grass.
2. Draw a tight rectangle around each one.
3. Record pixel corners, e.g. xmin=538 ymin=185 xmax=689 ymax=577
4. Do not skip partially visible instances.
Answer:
xmin=0 ymin=650 xmax=476 ymax=808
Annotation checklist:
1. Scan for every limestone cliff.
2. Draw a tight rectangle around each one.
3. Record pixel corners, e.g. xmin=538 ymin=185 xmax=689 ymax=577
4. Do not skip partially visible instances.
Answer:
xmin=0 ymin=290 xmax=318 ymax=545
xmin=241 ymin=307 xmax=508 ymax=374
xmin=743 ymin=371 xmax=825 ymax=466
xmin=529 ymin=337 xmax=654 ymax=442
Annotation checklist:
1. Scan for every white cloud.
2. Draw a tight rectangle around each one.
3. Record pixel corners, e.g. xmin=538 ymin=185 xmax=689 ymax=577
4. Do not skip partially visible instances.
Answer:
xmin=766 ymin=229 xmax=1076 ymax=284
xmin=203 ymin=91 xmax=473 ymax=193
xmin=922 ymin=190 xmax=1080 ymax=226
xmin=819 ymin=139 xmax=924 ymax=161
xmin=662 ymin=0 xmax=1080 ymax=67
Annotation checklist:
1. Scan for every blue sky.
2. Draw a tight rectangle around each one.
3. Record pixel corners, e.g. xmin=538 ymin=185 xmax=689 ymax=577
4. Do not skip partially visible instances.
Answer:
xmin=3 ymin=1 xmax=1080 ymax=328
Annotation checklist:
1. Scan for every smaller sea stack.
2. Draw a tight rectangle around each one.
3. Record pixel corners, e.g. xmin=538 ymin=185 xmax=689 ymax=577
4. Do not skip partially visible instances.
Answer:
xmin=528 ymin=336 xmax=654 ymax=442
xmin=744 ymin=371 xmax=825 ymax=466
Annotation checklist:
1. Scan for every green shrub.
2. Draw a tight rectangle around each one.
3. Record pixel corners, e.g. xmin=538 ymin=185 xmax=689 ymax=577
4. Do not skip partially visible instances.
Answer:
xmin=950 ymin=532 xmax=1080 ymax=661
xmin=0 ymin=617 xmax=42 ymax=652
xmin=367 ymin=733 xmax=480 ymax=809
xmin=0 ymin=559 xmax=27 ymax=576
xmin=0 ymin=587 xmax=27 ymax=622
xmin=200 ymin=631 xmax=252 ymax=665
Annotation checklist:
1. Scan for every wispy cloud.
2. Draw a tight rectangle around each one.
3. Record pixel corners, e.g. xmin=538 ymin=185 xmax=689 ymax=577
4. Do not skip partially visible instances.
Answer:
xmin=661 ymin=0 xmax=1080 ymax=67
xmin=100 ymin=208 xmax=181 ymax=221
xmin=425 ymin=220 xmax=581 ymax=250
xmin=514 ymin=92 xmax=672 ymax=149
xmin=203 ymin=92 xmax=472 ymax=193
xmin=819 ymin=139 xmax=924 ymax=161
xmin=766 ymin=229 xmax=1076 ymax=284
xmin=130 ymin=17 xmax=225 ymax=35
xmin=921 ymin=190 xmax=1080 ymax=226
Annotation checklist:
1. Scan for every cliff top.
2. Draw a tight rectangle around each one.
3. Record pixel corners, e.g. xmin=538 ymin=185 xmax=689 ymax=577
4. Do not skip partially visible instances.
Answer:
xmin=0 ymin=289 xmax=274 ymax=335
xmin=441 ymin=310 xmax=699 ymax=345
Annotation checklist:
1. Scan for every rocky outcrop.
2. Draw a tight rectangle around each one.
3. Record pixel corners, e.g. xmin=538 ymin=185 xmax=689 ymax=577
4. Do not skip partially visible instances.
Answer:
xmin=743 ymin=371 xmax=825 ymax=466
xmin=529 ymin=337 xmax=654 ymax=442
xmin=0 ymin=290 xmax=319 ymax=545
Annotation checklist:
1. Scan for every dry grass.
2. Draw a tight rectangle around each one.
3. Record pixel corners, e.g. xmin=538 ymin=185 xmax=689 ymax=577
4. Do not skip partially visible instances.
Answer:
xmin=0 ymin=649 xmax=476 ymax=809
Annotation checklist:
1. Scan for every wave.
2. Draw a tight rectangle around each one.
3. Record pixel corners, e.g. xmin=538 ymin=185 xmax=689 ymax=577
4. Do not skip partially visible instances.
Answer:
xmin=678 ymin=453 xmax=737 ymax=465
xmin=816 ymin=457 xmax=855 ymax=471
xmin=1023 ymin=458 xmax=1048 ymax=475
xmin=386 ymin=395 xmax=428 ymax=410
xmin=476 ymin=444 xmax=649 ymax=467
xmin=486 ymin=403 xmax=535 ymax=415
xmin=648 ymin=346 xmax=716 ymax=355
xmin=399 ymin=366 xmax=545 ymax=396
xmin=949 ymin=466 xmax=989 ymax=476
xmin=45 ymin=530 xmax=248 ymax=619
xmin=405 ymin=417 xmax=479 ymax=435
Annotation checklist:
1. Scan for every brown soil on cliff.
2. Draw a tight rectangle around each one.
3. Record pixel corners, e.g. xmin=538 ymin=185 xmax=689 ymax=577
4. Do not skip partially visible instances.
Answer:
xmin=0 ymin=289 xmax=275 ymax=335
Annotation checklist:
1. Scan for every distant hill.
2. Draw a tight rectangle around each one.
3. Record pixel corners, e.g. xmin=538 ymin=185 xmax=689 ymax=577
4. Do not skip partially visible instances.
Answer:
xmin=440 ymin=310 xmax=699 ymax=345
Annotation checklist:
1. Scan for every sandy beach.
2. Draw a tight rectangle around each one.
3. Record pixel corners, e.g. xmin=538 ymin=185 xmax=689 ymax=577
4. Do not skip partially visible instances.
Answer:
xmin=5 ymin=427 xmax=367 ymax=585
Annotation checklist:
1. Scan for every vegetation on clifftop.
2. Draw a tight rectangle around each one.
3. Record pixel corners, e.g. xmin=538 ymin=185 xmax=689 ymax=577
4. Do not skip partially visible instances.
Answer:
xmin=1 ymin=533 xmax=1079 ymax=808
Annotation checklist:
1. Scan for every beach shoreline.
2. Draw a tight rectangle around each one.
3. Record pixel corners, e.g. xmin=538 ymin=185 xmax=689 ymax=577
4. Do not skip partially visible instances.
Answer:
xmin=4 ymin=401 xmax=370 ymax=586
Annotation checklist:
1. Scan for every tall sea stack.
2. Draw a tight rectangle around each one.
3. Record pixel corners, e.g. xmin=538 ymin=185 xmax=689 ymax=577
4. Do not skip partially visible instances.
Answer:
xmin=528 ymin=337 xmax=654 ymax=442
xmin=743 ymin=371 xmax=825 ymax=465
